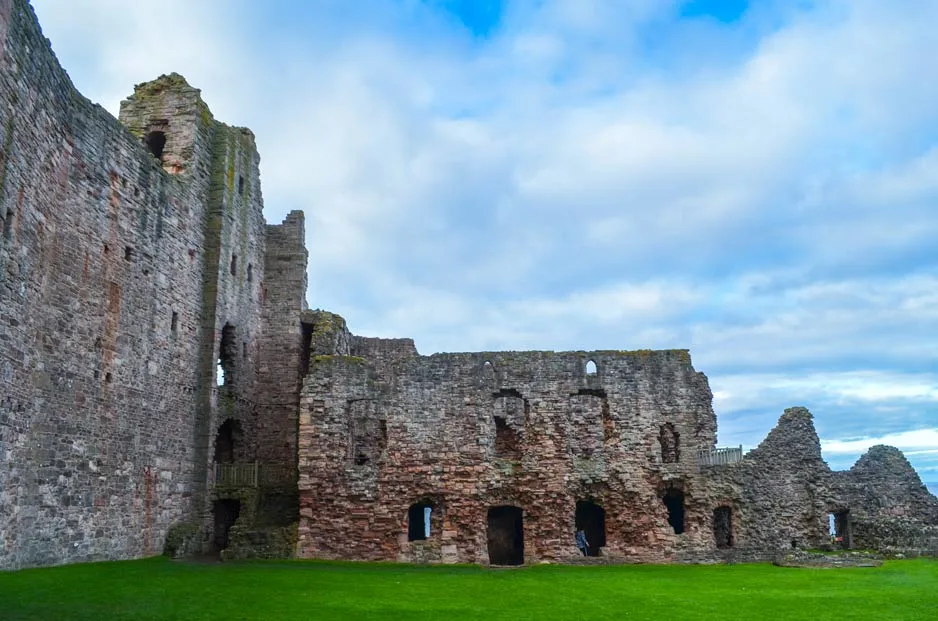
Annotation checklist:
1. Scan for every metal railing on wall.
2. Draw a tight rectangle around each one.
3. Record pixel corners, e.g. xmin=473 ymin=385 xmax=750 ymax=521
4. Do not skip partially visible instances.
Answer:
xmin=696 ymin=446 xmax=744 ymax=468
xmin=213 ymin=462 xmax=294 ymax=488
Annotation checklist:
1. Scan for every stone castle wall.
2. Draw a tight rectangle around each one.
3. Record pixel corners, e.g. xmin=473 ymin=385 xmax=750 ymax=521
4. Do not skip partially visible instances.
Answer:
xmin=296 ymin=348 xmax=721 ymax=563
xmin=1 ymin=0 xmax=936 ymax=571
xmin=296 ymin=338 xmax=938 ymax=564
xmin=0 ymin=0 xmax=296 ymax=569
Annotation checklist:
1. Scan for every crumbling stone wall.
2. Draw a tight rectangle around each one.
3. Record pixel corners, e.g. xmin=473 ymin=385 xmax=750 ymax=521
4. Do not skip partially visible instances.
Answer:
xmin=701 ymin=408 xmax=834 ymax=555
xmin=2 ymin=0 xmax=936 ymax=571
xmin=0 ymin=0 xmax=284 ymax=569
xmin=297 ymin=346 xmax=720 ymax=564
xmin=297 ymin=329 xmax=938 ymax=565
xmin=702 ymin=409 xmax=938 ymax=560
xmin=834 ymin=446 xmax=938 ymax=552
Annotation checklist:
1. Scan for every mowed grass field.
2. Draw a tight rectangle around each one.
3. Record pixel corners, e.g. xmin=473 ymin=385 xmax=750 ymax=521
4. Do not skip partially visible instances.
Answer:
xmin=1 ymin=557 xmax=936 ymax=620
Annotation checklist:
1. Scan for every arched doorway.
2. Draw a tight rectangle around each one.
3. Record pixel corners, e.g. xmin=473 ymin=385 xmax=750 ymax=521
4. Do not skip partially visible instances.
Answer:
xmin=575 ymin=500 xmax=606 ymax=556
xmin=487 ymin=506 xmax=524 ymax=565
xmin=214 ymin=419 xmax=241 ymax=464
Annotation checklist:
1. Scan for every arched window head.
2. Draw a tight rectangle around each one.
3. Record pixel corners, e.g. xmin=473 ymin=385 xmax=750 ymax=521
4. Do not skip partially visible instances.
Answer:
xmin=483 ymin=360 xmax=496 ymax=384
xmin=585 ymin=360 xmax=598 ymax=375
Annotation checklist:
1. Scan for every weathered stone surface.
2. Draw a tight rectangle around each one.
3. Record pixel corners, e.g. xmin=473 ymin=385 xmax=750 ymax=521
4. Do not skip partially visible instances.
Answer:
xmin=0 ymin=0 xmax=295 ymax=569
xmin=296 ymin=359 xmax=938 ymax=564
xmin=1 ymin=0 xmax=936 ymax=571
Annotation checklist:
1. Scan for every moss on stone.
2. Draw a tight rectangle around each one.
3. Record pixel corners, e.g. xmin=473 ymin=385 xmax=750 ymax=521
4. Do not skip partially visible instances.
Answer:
xmin=163 ymin=521 xmax=201 ymax=558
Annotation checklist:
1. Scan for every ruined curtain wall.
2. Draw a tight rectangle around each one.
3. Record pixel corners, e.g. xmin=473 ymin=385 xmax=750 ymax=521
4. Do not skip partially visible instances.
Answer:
xmin=297 ymin=349 xmax=718 ymax=564
xmin=0 ymin=0 xmax=269 ymax=568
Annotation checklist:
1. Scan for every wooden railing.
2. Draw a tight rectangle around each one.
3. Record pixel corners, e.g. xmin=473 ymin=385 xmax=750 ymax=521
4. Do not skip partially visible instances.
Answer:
xmin=696 ymin=446 xmax=744 ymax=468
xmin=213 ymin=462 xmax=294 ymax=487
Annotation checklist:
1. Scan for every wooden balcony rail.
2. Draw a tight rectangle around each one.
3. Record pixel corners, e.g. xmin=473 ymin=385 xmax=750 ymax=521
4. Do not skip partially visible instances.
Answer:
xmin=696 ymin=446 xmax=744 ymax=468
xmin=212 ymin=462 xmax=294 ymax=487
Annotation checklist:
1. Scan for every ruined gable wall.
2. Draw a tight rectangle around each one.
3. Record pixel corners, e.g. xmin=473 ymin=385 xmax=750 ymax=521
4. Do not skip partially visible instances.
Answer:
xmin=0 ymin=0 xmax=269 ymax=569
xmin=702 ymin=408 xmax=834 ymax=556
xmin=702 ymin=410 xmax=938 ymax=559
xmin=297 ymin=346 xmax=719 ymax=563
xmin=834 ymin=446 xmax=938 ymax=551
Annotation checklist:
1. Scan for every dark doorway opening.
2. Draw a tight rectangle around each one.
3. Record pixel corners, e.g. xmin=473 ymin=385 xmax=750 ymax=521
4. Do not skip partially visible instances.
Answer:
xmin=213 ymin=499 xmax=240 ymax=551
xmin=487 ymin=505 xmax=524 ymax=565
xmin=663 ymin=489 xmax=685 ymax=534
xmin=214 ymin=419 xmax=241 ymax=464
xmin=713 ymin=506 xmax=733 ymax=548
xmin=145 ymin=131 xmax=166 ymax=160
xmin=408 ymin=502 xmax=432 ymax=541
xmin=829 ymin=510 xmax=852 ymax=549
xmin=575 ymin=500 xmax=606 ymax=556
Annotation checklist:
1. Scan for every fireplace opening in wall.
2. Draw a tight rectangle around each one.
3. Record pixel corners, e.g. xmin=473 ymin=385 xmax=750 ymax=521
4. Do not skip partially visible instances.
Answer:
xmin=713 ymin=506 xmax=733 ymax=548
xmin=659 ymin=423 xmax=680 ymax=463
xmin=494 ymin=416 xmax=520 ymax=457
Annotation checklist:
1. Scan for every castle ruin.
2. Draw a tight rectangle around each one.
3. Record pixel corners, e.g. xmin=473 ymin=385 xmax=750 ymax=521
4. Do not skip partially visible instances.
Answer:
xmin=1 ymin=0 xmax=936 ymax=570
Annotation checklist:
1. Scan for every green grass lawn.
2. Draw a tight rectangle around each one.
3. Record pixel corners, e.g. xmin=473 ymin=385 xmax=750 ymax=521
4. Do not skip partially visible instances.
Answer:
xmin=1 ymin=557 xmax=935 ymax=620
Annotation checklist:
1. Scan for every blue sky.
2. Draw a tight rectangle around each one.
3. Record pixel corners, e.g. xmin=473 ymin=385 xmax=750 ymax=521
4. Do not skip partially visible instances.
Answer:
xmin=30 ymin=0 xmax=938 ymax=492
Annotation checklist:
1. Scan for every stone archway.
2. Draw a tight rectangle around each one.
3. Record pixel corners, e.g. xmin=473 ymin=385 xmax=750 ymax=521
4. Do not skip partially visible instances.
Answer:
xmin=214 ymin=419 xmax=241 ymax=464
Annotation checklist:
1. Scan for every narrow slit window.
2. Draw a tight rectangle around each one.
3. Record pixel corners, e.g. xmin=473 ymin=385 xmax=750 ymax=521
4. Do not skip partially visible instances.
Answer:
xmin=171 ymin=312 xmax=179 ymax=333
xmin=2 ymin=209 xmax=13 ymax=241
xmin=230 ymin=254 xmax=238 ymax=276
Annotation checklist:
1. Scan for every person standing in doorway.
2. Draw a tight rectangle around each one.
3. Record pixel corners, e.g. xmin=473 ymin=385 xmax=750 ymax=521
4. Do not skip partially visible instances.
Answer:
xmin=575 ymin=530 xmax=589 ymax=556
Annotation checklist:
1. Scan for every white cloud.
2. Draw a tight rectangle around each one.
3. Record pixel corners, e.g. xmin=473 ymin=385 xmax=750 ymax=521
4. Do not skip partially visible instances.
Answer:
xmin=28 ymin=0 xmax=938 ymax=485
xmin=822 ymin=429 xmax=938 ymax=459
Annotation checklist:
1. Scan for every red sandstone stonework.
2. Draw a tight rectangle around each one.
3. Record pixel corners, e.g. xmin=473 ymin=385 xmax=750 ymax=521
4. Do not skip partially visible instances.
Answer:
xmin=1 ymin=0 xmax=936 ymax=571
